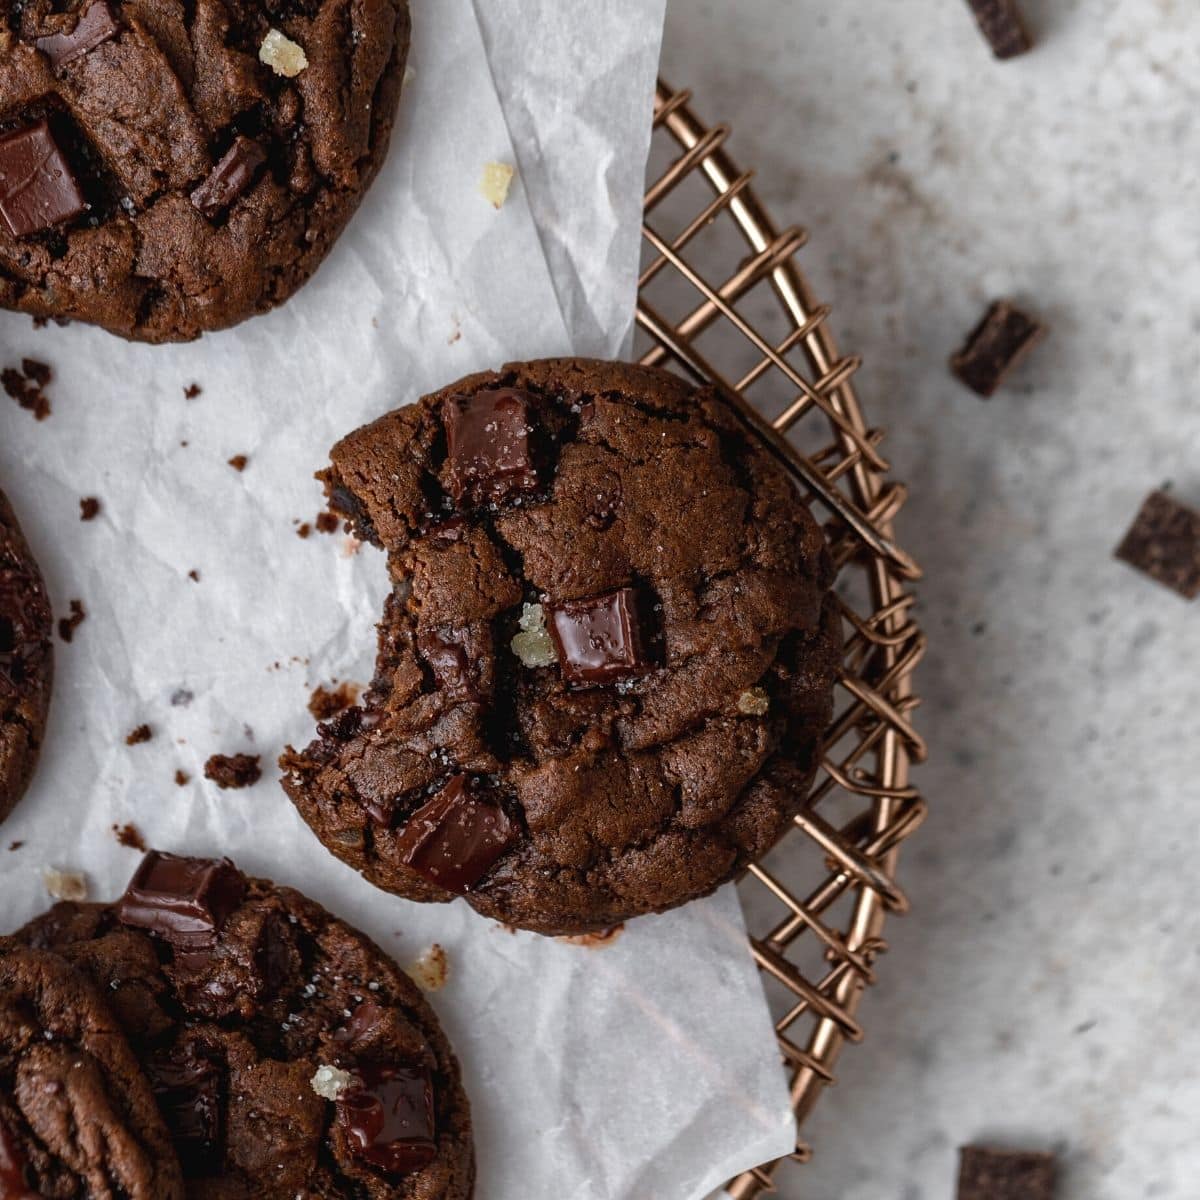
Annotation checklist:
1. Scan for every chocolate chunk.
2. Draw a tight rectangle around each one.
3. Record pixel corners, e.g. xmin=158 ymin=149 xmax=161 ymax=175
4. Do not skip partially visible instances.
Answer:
xmin=1115 ymin=489 xmax=1200 ymax=599
xmin=337 ymin=1064 xmax=436 ymax=1176
xmin=957 ymin=1146 xmax=1057 ymax=1199
xmin=546 ymin=587 xmax=650 ymax=685
xmin=148 ymin=1050 xmax=223 ymax=1173
xmin=963 ymin=0 xmax=1033 ymax=59
xmin=441 ymin=388 xmax=539 ymax=506
xmin=0 ymin=119 xmax=87 ymax=238
xmin=396 ymin=775 xmax=516 ymax=894
xmin=0 ymin=1118 xmax=29 ymax=1197
xmin=335 ymin=999 xmax=387 ymax=1046
xmin=203 ymin=752 xmax=261 ymax=789
xmin=34 ymin=1 xmax=120 ymax=68
xmin=190 ymin=137 xmax=266 ymax=220
xmin=950 ymin=300 xmax=1045 ymax=397
xmin=417 ymin=629 xmax=478 ymax=701
xmin=79 ymin=497 xmax=100 ymax=521
xmin=116 ymin=850 xmax=247 ymax=947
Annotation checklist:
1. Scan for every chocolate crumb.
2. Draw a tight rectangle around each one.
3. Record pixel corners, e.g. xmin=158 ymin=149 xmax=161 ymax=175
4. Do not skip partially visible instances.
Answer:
xmin=957 ymin=1146 xmax=1056 ymax=1199
xmin=950 ymin=300 xmax=1045 ymax=397
xmin=174 ymin=769 xmax=191 ymax=787
xmin=184 ymin=383 xmax=202 ymax=399
xmin=58 ymin=599 xmax=86 ymax=643
xmin=204 ymin=753 xmax=262 ymax=790
xmin=79 ymin=496 xmax=101 ymax=521
xmin=22 ymin=358 xmax=51 ymax=386
xmin=228 ymin=455 xmax=248 ymax=472
xmin=8 ymin=841 xmax=23 ymax=851
xmin=296 ymin=522 xmax=312 ymax=539
xmin=188 ymin=569 xmax=200 ymax=582
xmin=962 ymin=0 xmax=1033 ymax=59
xmin=1115 ymin=489 xmax=1200 ymax=599
xmin=112 ymin=822 xmax=147 ymax=851
xmin=125 ymin=724 xmax=153 ymax=746
xmin=308 ymin=681 xmax=360 ymax=721
xmin=3 ymin=359 xmax=52 ymax=420
xmin=315 ymin=511 xmax=339 ymax=534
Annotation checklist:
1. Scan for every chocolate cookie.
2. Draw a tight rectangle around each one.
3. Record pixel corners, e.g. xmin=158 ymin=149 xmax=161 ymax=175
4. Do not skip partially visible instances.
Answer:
xmin=0 ymin=0 xmax=410 ymax=342
xmin=0 ymin=487 xmax=53 ymax=825
xmin=19 ymin=850 xmax=475 ymax=1199
xmin=280 ymin=358 xmax=841 ymax=935
xmin=0 ymin=939 xmax=185 ymax=1199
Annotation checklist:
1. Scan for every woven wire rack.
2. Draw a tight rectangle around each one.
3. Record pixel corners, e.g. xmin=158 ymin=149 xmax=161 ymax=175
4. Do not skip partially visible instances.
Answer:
xmin=637 ymin=80 xmax=929 ymax=1195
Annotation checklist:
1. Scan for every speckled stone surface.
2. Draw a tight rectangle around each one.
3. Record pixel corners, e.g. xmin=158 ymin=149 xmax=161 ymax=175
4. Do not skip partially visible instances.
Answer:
xmin=663 ymin=3 xmax=1200 ymax=1199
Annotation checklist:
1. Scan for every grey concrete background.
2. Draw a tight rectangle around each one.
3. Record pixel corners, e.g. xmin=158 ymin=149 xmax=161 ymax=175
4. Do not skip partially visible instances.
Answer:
xmin=662 ymin=2 xmax=1200 ymax=1198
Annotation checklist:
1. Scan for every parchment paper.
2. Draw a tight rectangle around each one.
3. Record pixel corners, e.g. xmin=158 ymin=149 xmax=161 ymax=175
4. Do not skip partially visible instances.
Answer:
xmin=0 ymin=2 xmax=794 ymax=1195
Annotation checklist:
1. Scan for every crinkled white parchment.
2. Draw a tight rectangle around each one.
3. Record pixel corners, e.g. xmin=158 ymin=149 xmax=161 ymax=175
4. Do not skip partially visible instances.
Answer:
xmin=0 ymin=2 xmax=793 ymax=1196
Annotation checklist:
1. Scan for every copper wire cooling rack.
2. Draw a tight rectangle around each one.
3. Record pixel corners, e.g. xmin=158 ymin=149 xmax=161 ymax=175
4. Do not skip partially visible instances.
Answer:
xmin=637 ymin=80 xmax=929 ymax=1195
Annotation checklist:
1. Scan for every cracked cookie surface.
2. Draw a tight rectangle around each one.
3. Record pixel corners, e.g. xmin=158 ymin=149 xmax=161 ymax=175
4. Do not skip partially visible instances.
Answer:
xmin=19 ymin=851 xmax=475 ymax=1200
xmin=0 ymin=486 xmax=52 ymax=826
xmin=281 ymin=358 xmax=841 ymax=935
xmin=0 ymin=0 xmax=410 ymax=342
xmin=0 ymin=939 xmax=185 ymax=1199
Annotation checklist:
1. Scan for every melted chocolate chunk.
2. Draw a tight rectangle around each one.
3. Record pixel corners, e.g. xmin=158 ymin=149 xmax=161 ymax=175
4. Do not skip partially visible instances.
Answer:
xmin=0 ymin=120 xmax=86 ymax=238
xmin=335 ymin=999 xmax=387 ymax=1046
xmin=546 ymin=587 xmax=650 ymax=685
xmin=417 ymin=629 xmax=478 ymax=701
xmin=34 ymin=1 xmax=120 ymax=68
xmin=441 ymin=388 xmax=539 ymax=506
xmin=190 ymin=137 xmax=266 ymax=220
xmin=0 ymin=1118 xmax=31 ymax=1199
xmin=147 ymin=1050 xmax=223 ymax=1174
xmin=337 ymin=1064 xmax=436 ymax=1176
xmin=396 ymin=775 xmax=515 ymax=894
xmin=115 ymin=851 xmax=246 ymax=947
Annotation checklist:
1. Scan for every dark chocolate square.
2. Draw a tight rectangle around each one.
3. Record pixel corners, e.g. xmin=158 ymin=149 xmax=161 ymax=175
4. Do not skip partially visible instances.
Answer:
xmin=1115 ymin=490 xmax=1200 ymax=599
xmin=0 ymin=119 xmax=87 ymax=238
xmin=963 ymin=0 xmax=1033 ymax=59
xmin=35 ymin=1 xmax=120 ymax=68
xmin=191 ymin=137 xmax=266 ymax=220
xmin=546 ymin=587 xmax=650 ymax=685
xmin=958 ymin=1145 xmax=1057 ymax=1199
xmin=115 ymin=851 xmax=247 ymax=947
xmin=950 ymin=300 xmax=1045 ymax=397
xmin=441 ymin=388 xmax=539 ymax=506
xmin=396 ymin=775 xmax=515 ymax=894
xmin=337 ymin=1063 xmax=437 ymax=1176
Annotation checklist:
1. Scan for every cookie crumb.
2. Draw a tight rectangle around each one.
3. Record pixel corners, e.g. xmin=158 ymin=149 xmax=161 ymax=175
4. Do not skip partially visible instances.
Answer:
xmin=79 ymin=497 xmax=101 ymax=521
xmin=8 ymin=840 xmax=23 ymax=852
xmin=43 ymin=867 xmax=88 ymax=901
xmin=962 ymin=0 xmax=1033 ymax=60
xmin=3 ymin=358 xmax=52 ymax=420
xmin=204 ymin=753 xmax=262 ymax=790
xmin=58 ymin=599 xmax=85 ymax=643
xmin=296 ymin=522 xmax=312 ymax=539
xmin=310 ymin=1064 xmax=354 ymax=1102
xmin=315 ymin=511 xmax=339 ymax=535
xmin=406 ymin=943 xmax=449 ymax=991
xmin=511 ymin=602 xmax=557 ymax=668
xmin=125 ymin=723 xmax=153 ymax=746
xmin=561 ymin=924 xmax=625 ymax=949
xmin=188 ymin=569 xmax=200 ymax=582
xmin=183 ymin=382 xmax=202 ymax=399
xmin=259 ymin=28 xmax=308 ymax=77
xmin=478 ymin=161 xmax=515 ymax=209
xmin=112 ymin=822 xmax=147 ymax=851
xmin=228 ymin=455 xmax=248 ymax=472
xmin=737 ymin=687 xmax=770 ymax=716
xmin=308 ymin=681 xmax=360 ymax=721
xmin=174 ymin=769 xmax=191 ymax=787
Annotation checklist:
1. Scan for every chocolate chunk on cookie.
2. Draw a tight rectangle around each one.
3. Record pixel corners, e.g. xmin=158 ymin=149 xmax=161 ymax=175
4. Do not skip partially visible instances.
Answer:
xmin=0 ymin=940 xmax=185 ymax=1199
xmin=19 ymin=851 xmax=475 ymax=1199
xmin=0 ymin=0 xmax=411 ymax=342
xmin=280 ymin=358 xmax=841 ymax=935
xmin=0 ymin=487 xmax=53 ymax=825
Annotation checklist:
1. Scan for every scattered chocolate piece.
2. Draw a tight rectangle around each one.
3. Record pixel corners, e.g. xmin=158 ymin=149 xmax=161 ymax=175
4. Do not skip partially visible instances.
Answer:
xmin=227 ymin=454 xmax=248 ymax=471
xmin=308 ymin=681 xmax=360 ymax=721
xmin=957 ymin=1146 xmax=1057 ymax=1199
xmin=34 ymin=0 xmax=120 ymax=67
xmin=125 ymin=723 xmax=153 ymax=746
xmin=963 ymin=0 xmax=1033 ymax=59
xmin=950 ymin=300 xmax=1045 ymax=397
xmin=315 ymin=511 xmax=340 ymax=534
xmin=204 ymin=752 xmax=262 ymax=790
xmin=1115 ymin=489 xmax=1200 ymax=599
xmin=417 ymin=629 xmax=478 ymax=701
xmin=112 ymin=822 xmax=147 ymax=851
xmin=0 ymin=119 xmax=87 ymax=237
xmin=3 ymin=359 xmax=53 ymax=420
xmin=183 ymin=383 xmax=202 ymax=399
xmin=441 ymin=388 xmax=539 ymax=505
xmin=396 ymin=775 xmax=516 ymax=894
xmin=190 ymin=136 xmax=266 ymax=219
xmin=8 ymin=840 xmax=23 ymax=851
xmin=187 ymin=569 xmax=200 ymax=582
xmin=546 ymin=587 xmax=651 ymax=685
xmin=22 ymin=358 xmax=51 ymax=386
xmin=296 ymin=522 xmax=312 ymax=538
xmin=57 ymin=598 xmax=85 ymax=643
xmin=336 ymin=1064 xmax=437 ymax=1175
xmin=116 ymin=849 xmax=247 ymax=946
xmin=79 ymin=496 xmax=101 ymax=521
xmin=174 ymin=769 xmax=190 ymax=787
